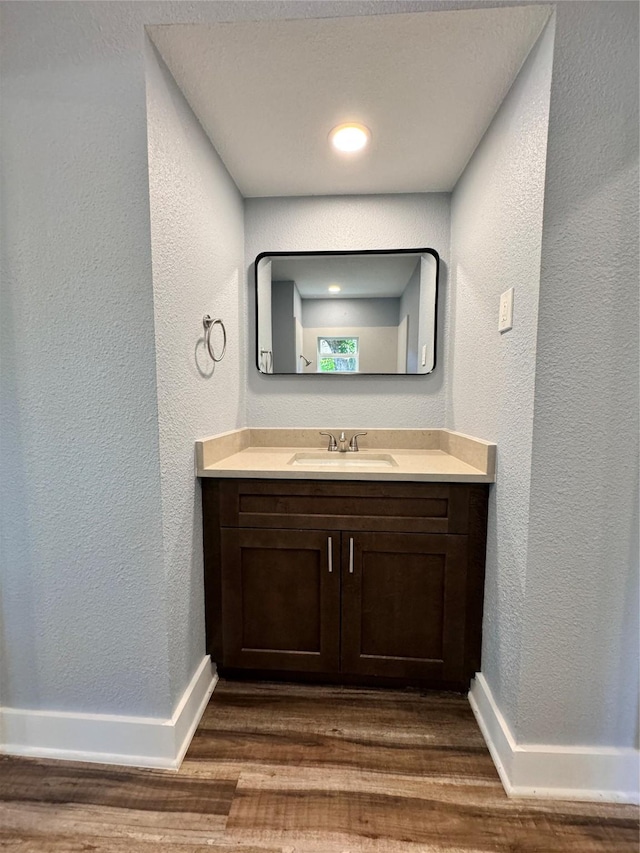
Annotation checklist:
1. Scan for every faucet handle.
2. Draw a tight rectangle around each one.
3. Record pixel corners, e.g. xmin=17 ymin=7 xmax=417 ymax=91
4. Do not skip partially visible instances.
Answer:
xmin=348 ymin=432 xmax=368 ymax=452
xmin=319 ymin=431 xmax=338 ymax=451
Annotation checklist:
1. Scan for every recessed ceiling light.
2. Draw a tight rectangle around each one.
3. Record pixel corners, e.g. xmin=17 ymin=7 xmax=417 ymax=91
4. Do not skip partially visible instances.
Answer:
xmin=328 ymin=284 xmax=341 ymax=293
xmin=329 ymin=123 xmax=371 ymax=153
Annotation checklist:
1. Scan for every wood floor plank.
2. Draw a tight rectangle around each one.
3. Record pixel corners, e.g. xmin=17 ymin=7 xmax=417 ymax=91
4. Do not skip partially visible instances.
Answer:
xmin=187 ymin=727 xmax=498 ymax=780
xmin=0 ymin=826 xmax=285 ymax=853
xmin=183 ymin=763 xmax=505 ymax=799
xmin=1 ymin=680 xmax=637 ymax=853
xmin=190 ymin=683 xmax=497 ymax=782
xmin=0 ymin=798 xmax=230 ymax=840
xmin=227 ymin=765 xmax=637 ymax=823
xmin=0 ymin=756 xmax=237 ymax=815
xmin=198 ymin=682 xmax=486 ymax=749
xmin=225 ymin=785 xmax=638 ymax=852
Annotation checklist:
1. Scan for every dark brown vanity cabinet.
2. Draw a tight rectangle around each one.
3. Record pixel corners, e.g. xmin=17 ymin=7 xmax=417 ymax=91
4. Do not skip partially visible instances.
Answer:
xmin=202 ymin=479 xmax=489 ymax=690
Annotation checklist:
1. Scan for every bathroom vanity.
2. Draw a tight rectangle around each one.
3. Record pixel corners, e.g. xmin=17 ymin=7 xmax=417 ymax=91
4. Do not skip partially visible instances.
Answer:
xmin=198 ymin=429 xmax=495 ymax=691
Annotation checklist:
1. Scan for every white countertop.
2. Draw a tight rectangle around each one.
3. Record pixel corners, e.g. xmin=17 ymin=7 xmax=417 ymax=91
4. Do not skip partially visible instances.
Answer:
xmin=196 ymin=430 xmax=496 ymax=483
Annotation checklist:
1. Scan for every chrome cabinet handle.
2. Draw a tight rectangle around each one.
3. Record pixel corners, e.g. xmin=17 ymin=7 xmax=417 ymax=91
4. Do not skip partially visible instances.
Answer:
xmin=349 ymin=537 xmax=354 ymax=573
xmin=328 ymin=537 xmax=333 ymax=573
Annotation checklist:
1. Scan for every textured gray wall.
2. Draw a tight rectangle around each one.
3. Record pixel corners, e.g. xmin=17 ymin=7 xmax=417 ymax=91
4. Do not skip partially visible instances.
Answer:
xmin=245 ymin=194 xmax=451 ymax=427
xmin=145 ymin=42 xmax=245 ymax=710
xmin=519 ymin=1 xmax=639 ymax=748
xmin=301 ymin=298 xmax=401 ymax=329
xmin=0 ymin=2 xmax=169 ymax=715
xmin=447 ymin=17 xmax=555 ymax=734
xmin=450 ymin=1 xmax=639 ymax=752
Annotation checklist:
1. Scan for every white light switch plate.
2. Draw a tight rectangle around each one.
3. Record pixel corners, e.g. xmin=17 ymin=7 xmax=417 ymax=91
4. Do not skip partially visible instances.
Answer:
xmin=499 ymin=287 xmax=514 ymax=333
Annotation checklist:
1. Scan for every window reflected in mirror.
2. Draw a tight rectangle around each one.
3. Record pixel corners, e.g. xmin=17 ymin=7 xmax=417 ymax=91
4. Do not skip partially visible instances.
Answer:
xmin=318 ymin=336 xmax=359 ymax=373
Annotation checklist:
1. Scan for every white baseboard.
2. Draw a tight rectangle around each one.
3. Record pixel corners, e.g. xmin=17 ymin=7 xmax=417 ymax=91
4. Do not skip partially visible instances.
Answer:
xmin=0 ymin=655 xmax=217 ymax=770
xmin=469 ymin=672 xmax=639 ymax=804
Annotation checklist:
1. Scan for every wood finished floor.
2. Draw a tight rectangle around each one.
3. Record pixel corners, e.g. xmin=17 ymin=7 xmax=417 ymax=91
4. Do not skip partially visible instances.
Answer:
xmin=0 ymin=680 xmax=637 ymax=852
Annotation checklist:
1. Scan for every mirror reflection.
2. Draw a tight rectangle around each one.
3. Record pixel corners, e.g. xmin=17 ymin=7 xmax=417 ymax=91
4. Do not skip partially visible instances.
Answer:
xmin=255 ymin=249 xmax=439 ymax=375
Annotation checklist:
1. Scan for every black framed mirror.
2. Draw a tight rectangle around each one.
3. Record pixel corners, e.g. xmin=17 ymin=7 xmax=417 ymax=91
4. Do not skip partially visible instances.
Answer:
xmin=255 ymin=248 xmax=439 ymax=376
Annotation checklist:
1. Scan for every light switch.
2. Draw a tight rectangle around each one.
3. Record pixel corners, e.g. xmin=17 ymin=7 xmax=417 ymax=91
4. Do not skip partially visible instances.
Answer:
xmin=421 ymin=344 xmax=427 ymax=366
xmin=499 ymin=288 xmax=514 ymax=333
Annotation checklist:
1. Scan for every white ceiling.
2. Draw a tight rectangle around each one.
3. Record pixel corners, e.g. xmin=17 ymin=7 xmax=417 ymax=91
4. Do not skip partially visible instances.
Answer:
xmin=271 ymin=253 xmax=422 ymax=298
xmin=149 ymin=6 xmax=549 ymax=198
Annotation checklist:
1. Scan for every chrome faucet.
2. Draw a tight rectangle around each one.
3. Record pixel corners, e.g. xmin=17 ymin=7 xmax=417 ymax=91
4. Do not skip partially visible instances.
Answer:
xmin=320 ymin=431 xmax=368 ymax=452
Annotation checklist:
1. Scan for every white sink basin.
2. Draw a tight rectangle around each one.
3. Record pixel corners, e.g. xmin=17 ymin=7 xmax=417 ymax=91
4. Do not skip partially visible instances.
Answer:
xmin=289 ymin=452 xmax=397 ymax=468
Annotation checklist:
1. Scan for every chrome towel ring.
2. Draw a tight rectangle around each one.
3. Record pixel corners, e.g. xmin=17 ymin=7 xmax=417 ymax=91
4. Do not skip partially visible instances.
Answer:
xmin=203 ymin=315 xmax=226 ymax=363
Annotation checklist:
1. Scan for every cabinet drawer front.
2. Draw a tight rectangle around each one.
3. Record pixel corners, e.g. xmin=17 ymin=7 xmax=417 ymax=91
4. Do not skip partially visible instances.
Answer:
xmin=221 ymin=528 xmax=340 ymax=672
xmin=220 ymin=480 xmax=470 ymax=534
xmin=341 ymin=532 xmax=468 ymax=683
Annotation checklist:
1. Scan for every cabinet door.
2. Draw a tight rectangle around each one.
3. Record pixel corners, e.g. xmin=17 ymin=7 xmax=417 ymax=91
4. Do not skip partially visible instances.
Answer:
xmin=221 ymin=528 xmax=340 ymax=672
xmin=341 ymin=532 xmax=468 ymax=683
